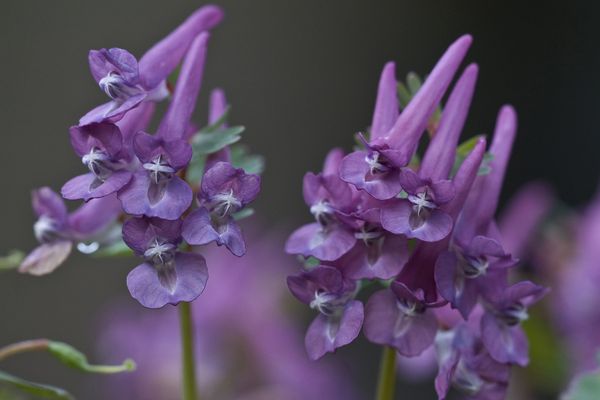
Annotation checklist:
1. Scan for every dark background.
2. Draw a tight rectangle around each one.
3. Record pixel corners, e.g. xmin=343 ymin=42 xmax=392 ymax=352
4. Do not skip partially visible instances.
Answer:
xmin=0 ymin=1 xmax=595 ymax=399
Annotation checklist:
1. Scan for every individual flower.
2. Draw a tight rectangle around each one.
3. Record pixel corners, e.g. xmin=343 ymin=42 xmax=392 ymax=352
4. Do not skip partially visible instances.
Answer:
xmin=19 ymin=187 xmax=121 ymax=275
xmin=123 ymin=216 xmax=208 ymax=308
xmin=118 ymin=33 xmax=209 ymax=219
xmin=79 ymin=5 xmax=223 ymax=125
xmin=61 ymin=103 xmax=154 ymax=201
xmin=287 ymin=265 xmax=363 ymax=360
xmin=480 ymin=280 xmax=548 ymax=366
xmin=182 ymin=161 xmax=260 ymax=256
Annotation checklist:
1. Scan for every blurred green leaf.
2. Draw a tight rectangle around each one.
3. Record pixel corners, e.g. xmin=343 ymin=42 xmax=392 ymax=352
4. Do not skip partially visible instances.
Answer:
xmin=0 ymin=250 xmax=24 ymax=272
xmin=47 ymin=342 xmax=135 ymax=374
xmin=230 ymin=145 xmax=265 ymax=175
xmin=0 ymin=371 xmax=73 ymax=400
xmin=233 ymin=208 xmax=255 ymax=221
xmin=562 ymin=369 xmax=600 ymax=400
xmin=191 ymin=126 xmax=244 ymax=156
xmin=92 ymin=241 xmax=133 ymax=258
xmin=451 ymin=135 xmax=494 ymax=177
xmin=406 ymin=72 xmax=422 ymax=94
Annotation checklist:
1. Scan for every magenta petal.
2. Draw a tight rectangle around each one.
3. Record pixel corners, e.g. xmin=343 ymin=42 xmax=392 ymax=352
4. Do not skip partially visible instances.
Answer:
xmin=126 ymin=253 xmax=208 ymax=309
xmin=339 ymin=151 xmax=402 ymax=200
xmin=62 ymin=171 xmax=132 ymax=201
xmin=182 ymin=208 xmax=246 ymax=256
xmin=18 ymin=241 xmax=72 ymax=276
xmin=285 ymin=223 xmax=355 ymax=261
xmin=88 ymin=48 xmax=139 ymax=84
xmin=364 ymin=290 xmax=437 ymax=356
xmin=381 ymin=202 xmax=453 ymax=241
xmin=79 ymin=102 xmax=118 ymax=126
xmin=305 ymin=300 xmax=364 ymax=360
xmin=342 ymin=235 xmax=408 ymax=280
xmin=68 ymin=195 xmax=122 ymax=238
xmin=481 ymin=313 xmax=528 ymax=366
xmin=69 ymin=122 xmax=123 ymax=158
xmin=371 ymin=62 xmax=399 ymax=139
xmin=118 ymin=172 xmax=192 ymax=220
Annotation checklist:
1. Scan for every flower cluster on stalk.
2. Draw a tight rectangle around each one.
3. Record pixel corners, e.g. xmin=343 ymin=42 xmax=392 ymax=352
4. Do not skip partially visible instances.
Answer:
xmin=285 ymin=35 xmax=547 ymax=399
xmin=20 ymin=5 xmax=263 ymax=309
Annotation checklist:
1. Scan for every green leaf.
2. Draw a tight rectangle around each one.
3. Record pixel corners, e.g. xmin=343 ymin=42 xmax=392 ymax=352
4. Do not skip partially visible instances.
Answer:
xmin=0 ymin=251 xmax=24 ymax=272
xmin=0 ymin=371 xmax=73 ymax=400
xmin=451 ymin=135 xmax=493 ymax=177
xmin=47 ymin=342 xmax=135 ymax=374
xmin=562 ymin=369 xmax=600 ymax=400
xmin=92 ymin=240 xmax=133 ymax=258
xmin=230 ymin=145 xmax=265 ymax=175
xmin=200 ymin=107 xmax=231 ymax=133
xmin=233 ymin=208 xmax=254 ymax=221
xmin=191 ymin=126 xmax=244 ymax=156
xmin=406 ymin=72 xmax=422 ymax=94
xmin=186 ymin=153 xmax=207 ymax=185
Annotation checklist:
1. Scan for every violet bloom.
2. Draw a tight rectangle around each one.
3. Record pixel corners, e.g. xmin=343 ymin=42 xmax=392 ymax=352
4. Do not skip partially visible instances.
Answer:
xmin=285 ymin=149 xmax=357 ymax=261
xmin=62 ymin=103 xmax=154 ymax=201
xmin=182 ymin=161 xmax=260 ymax=256
xmin=435 ymin=324 xmax=510 ymax=400
xmin=124 ymin=216 xmax=208 ymax=309
xmin=80 ymin=5 xmax=223 ymax=125
xmin=480 ymin=281 xmax=547 ymax=367
xmin=381 ymin=64 xmax=478 ymax=242
xmin=287 ymin=265 xmax=363 ymax=360
xmin=340 ymin=35 xmax=472 ymax=200
xmin=118 ymin=33 xmax=209 ymax=219
xmin=435 ymin=106 xmax=519 ymax=319
xmin=19 ymin=187 xmax=121 ymax=275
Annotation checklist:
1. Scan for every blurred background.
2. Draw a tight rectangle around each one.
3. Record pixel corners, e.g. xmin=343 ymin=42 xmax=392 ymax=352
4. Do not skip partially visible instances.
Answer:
xmin=0 ymin=0 xmax=596 ymax=399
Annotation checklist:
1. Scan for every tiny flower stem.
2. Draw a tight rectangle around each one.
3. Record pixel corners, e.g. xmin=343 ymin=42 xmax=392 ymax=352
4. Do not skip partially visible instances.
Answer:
xmin=0 ymin=339 xmax=50 ymax=362
xmin=375 ymin=346 xmax=397 ymax=400
xmin=179 ymin=301 xmax=198 ymax=400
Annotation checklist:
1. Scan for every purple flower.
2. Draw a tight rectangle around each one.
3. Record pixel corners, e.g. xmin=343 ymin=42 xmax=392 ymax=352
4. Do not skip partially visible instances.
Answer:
xmin=480 ymin=280 xmax=547 ymax=366
xmin=380 ymin=64 xmax=478 ymax=242
xmin=118 ymin=33 xmax=210 ymax=219
xmin=287 ymin=265 xmax=363 ymax=360
xmin=19 ymin=187 xmax=121 ymax=275
xmin=364 ymin=283 xmax=439 ymax=357
xmin=123 ymin=216 xmax=208 ymax=308
xmin=62 ymin=103 xmax=154 ymax=201
xmin=340 ymin=35 xmax=473 ymax=200
xmin=182 ymin=162 xmax=260 ymax=256
xmin=285 ymin=149 xmax=357 ymax=261
xmin=435 ymin=106 xmax=520 ymax=318
xmin=79 ymin=5 xmax=223 ymax=125
xmin=435 ymin=324 xmax=510 ymax=400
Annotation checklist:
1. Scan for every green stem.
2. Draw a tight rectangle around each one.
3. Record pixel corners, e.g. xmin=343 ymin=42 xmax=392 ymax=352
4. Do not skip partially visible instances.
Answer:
xmin=375 ymin=346 xmax=397 ymax=400
xmin=0 ymin=339 xmax=49 ymax=362
xmin=179 ymin=302 xmax=198 ymax=400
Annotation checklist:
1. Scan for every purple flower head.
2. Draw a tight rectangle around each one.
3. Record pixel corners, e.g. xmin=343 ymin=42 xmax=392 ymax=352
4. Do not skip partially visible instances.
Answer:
xmin=286 ymin=149 xmax=357 ymax=261
xmin=182 ymin=162 xmax=260 ymax=256
xmin=364 ymin=283 xmax=439 ymax=357
xmin=380 ymin=64 xmax=479 ymax=242
xmin=435 ymin=324 xmax=510 ymax=400
xmin=20 ymin=188 xmax=121 ymax=275
xmin=80 ymin=6 xmax=222 ymax=125
xmin=480 ymin=280 xmax=548 ymax=366
xmin=339 ymin=35 xmax=473 ymax=200
xmin=287 ymin=265 xmax=363 ymax=360
xmin=118 ymin=34 xmax=210 ymax=220
xmin=123 ymin=216 xmax=208 ymax=308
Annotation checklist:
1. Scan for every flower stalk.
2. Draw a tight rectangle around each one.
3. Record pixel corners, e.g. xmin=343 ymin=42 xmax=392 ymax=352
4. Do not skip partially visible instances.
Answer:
xmin=375 ymin=346 xmax=397 ymax=400
xmin=179 ymin=302 xmax=198 ymax=400
xmin=0 ymin=339 xmax=50 ymax=362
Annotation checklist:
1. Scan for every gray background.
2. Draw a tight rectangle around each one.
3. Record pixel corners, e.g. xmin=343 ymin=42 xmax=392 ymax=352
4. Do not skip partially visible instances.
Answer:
xmin=0 ymin=0 xmax=595 ymax=399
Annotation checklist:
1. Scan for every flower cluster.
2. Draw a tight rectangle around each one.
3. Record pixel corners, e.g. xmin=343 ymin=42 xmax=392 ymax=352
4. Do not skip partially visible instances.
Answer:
xmin=19 ymin=5 xmax=262 ymax=309
xmin=285 ymin=35 xmax=547 ymax=399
